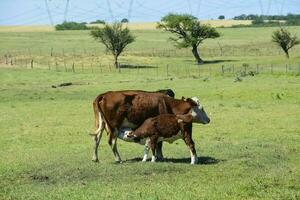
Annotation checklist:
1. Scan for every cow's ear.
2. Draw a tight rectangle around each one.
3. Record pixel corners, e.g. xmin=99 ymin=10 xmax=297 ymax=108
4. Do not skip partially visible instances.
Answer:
xmin=186 ymin=98 xmax=198 ymax=106
xmin=177 ymin=114 xmax=193 ymax=123
xmin=181 ymin=96 xmax=186 ymax=101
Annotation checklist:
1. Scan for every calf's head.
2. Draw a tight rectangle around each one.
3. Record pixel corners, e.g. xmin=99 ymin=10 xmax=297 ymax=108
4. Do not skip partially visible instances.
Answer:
xmin=185 ymin=97 xmax=210 ymax=124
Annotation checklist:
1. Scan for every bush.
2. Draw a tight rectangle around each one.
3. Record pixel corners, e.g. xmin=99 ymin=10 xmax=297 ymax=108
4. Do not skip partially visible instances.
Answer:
xmin=55 ymin=21 xmax=89 ymax=31
xmin=90 ymin=20 xmax=105 ymax=24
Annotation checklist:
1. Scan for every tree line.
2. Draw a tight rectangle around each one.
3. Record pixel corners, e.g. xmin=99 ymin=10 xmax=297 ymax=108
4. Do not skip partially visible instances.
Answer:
xmin=233 ymin=13 xmax=300 ymax=26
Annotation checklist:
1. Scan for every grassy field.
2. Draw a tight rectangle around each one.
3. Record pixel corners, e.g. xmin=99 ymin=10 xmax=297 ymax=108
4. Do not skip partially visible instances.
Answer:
xmin=0 ymin=24 xmax=300 ymax=199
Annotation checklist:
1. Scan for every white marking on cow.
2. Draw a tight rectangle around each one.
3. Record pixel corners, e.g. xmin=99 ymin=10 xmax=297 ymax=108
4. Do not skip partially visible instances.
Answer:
xmin=190 ymin=150 xmax=198 ymax=165
xmin=94 ymin=112 xmax=104 ymax=135
xmin=142 ymin=138 xmax=151 ymax=162
xmin=191 ymin=97 xmax=210 ymax=124
xmin=151 ymin=155 xmax=156 ymax=162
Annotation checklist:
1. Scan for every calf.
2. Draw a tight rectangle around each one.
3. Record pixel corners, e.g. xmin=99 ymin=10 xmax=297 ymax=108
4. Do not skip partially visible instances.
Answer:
xmin=124 ymin=113 xmax=198 ymax=164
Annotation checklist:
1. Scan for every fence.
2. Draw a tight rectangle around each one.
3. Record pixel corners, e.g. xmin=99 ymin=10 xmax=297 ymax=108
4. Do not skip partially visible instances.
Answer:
xmin=1 ymin=53 xmax=299 ymax=79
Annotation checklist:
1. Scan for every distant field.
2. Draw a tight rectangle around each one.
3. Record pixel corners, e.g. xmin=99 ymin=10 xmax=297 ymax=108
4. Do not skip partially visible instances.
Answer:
xmin=0 ymin=26 xmax=299 ymax=74
xmin=0 ymin=25 xmax=54 ymax=32
xmin=88 ymin=20 xmax=252 ymax=30
xmin=0 ymin=20 xmax=252 ymax=33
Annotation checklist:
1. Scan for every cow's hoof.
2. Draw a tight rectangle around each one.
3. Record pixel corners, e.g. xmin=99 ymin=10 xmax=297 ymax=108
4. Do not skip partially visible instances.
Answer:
xmin=156 ymin=157 xmax=164 ymax=162
xmin=115 ymin=160 xmax=123 ymax=164
xmin=92 ymin=158 xmax=99 ymax=162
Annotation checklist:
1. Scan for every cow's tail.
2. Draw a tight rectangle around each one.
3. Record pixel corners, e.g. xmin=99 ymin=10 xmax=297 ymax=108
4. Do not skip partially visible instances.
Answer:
xmin=90 ymin=95 xmax=104 ymax=136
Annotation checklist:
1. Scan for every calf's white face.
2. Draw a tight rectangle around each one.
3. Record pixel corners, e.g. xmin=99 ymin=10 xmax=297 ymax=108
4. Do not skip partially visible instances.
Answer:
xmin=190 ymin=97 xmax=210 ymax=124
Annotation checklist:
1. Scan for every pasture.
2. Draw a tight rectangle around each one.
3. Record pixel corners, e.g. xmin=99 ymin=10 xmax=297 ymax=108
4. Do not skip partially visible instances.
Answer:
xmin=0 ymin=24 xmax=300 ymax=199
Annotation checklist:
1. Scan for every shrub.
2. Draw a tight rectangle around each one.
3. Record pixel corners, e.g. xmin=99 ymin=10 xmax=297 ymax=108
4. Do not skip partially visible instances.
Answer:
xmin=55 ymin=21 xmax=89 ymax=31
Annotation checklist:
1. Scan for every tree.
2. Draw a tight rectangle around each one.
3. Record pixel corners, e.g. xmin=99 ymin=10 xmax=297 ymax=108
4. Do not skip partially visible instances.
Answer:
xmin=90 ymin=22 xmax=135 ymax=68
xmin=272 ymin=28 xmax=299 ymax=58
xmin=157 ymin=13 xmax=220 ymax=64
xmin=121 ymin=18 xmax=129 ymax=23
xmin=218 ymin=15 xmax=225 ymax=20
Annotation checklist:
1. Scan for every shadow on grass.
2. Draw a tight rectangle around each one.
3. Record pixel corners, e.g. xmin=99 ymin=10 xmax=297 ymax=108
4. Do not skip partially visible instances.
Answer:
xmin=124 ymin=156 xmax=223 ymax=165
xmin=120 ymin=64 xmax=157 ymax=69
xmin=183 ymin=59 xmax=238 ymax=64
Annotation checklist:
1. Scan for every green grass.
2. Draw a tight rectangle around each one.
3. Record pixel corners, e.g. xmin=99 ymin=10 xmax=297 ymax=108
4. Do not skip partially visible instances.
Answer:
xmin=0 ymin=25 xmax=300 ymax=199
xmin=0 ymin=67 xmax=300 ymax=199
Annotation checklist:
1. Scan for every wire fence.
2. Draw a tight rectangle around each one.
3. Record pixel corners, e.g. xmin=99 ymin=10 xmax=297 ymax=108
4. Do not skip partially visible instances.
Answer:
xmin=1 ymin=52 xmax=300 ymax=79
xmin=1 ymin=43 xmax=300 ymax=58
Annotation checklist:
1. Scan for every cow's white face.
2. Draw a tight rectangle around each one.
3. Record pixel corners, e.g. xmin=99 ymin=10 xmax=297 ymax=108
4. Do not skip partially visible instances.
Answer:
xmin=190 ymin=97 xmax=210 ymax=124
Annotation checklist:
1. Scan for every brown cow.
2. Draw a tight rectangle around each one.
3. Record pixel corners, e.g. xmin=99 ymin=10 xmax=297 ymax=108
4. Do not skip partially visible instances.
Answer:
xmin=123 ymin=113 xmax=197 ymax=164
xmin=91 ymin=90 xmax=210 ymax=163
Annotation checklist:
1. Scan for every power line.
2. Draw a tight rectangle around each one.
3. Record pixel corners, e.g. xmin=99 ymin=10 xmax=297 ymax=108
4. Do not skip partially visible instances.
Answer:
xmin=44 ymin=0 xmax=54 ymax=25
xmin=64 ymin=0 xmax=70 ymax=22
xmin=106 ymin=0 xmax=114 ymax=21
xmin=128 ymin=0 xmax=134 ymax=20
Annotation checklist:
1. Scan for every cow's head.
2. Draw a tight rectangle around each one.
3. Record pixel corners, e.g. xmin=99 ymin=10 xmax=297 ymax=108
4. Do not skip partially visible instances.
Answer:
xmin=185 ymin=97 xmax=210 ymax=124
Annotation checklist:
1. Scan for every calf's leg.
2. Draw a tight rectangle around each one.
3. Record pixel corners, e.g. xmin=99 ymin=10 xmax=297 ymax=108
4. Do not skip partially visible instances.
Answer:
xmin=142 ymin=140 xmax=150 ymax=162
xmin=183 ymin=136 xmax=198 ymax=165
xmin=150 ymin=137 xmax=158 ymax=162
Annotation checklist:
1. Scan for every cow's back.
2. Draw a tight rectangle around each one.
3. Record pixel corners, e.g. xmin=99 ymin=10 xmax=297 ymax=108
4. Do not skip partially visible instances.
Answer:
xmin=97 ymin=91 xmax=169 ymax=129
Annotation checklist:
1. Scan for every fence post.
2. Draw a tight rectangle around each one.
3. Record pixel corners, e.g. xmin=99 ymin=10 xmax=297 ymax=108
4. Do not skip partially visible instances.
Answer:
xmin=5 ymin=54 xmax=8 ymax=64
xmin=72 ymin=62 xmax=75 ymax=72
xmin=221 ymin=65 xmax=224 ymax=75
xmin=50 ymin=48 xmax=53 ymax=57
xmin=166 ymin=64 xmax=169 ymax=76
xmin=271 ymin=64 xmax=273 ymax=74
xmin=64 ymin=60 xmax=67 ymax=71
xmin=31 ymin=59 xmax=33 ymax=69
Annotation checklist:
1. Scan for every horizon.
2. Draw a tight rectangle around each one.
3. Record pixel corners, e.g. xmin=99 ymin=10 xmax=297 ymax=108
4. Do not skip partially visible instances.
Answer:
xmin=0 ymin=0 xmax=300 ymax=25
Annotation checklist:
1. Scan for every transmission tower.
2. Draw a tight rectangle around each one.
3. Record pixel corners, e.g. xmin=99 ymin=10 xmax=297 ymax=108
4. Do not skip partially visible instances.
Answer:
xmin=106 ymin=0 xmax=114 ymax=21
xmin=258 ymin=0 xmax=264 ymax=15
xmin=64 ymin=0 xmax=70 ymax=22
xmin=44 ymin=0 xmax=54 ymax=25
xmin=128 ymin=0 xmax=134 ymax=20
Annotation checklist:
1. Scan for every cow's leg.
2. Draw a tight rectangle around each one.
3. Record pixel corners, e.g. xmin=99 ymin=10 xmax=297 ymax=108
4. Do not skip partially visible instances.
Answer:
xmin=142 ymin=141 xmax=150 ymax=162
xmin=92 ymin=113 xmax=105 ymax=162
xmin=183 ymin=135 xmax=198 ymax=165
xmin=156 ymin=142 xmax=164 ymax=161
xmin=150 ymin=137 xmax=158 ymax=163
xmin=109 ymin=134 xmax=122 ymax=163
